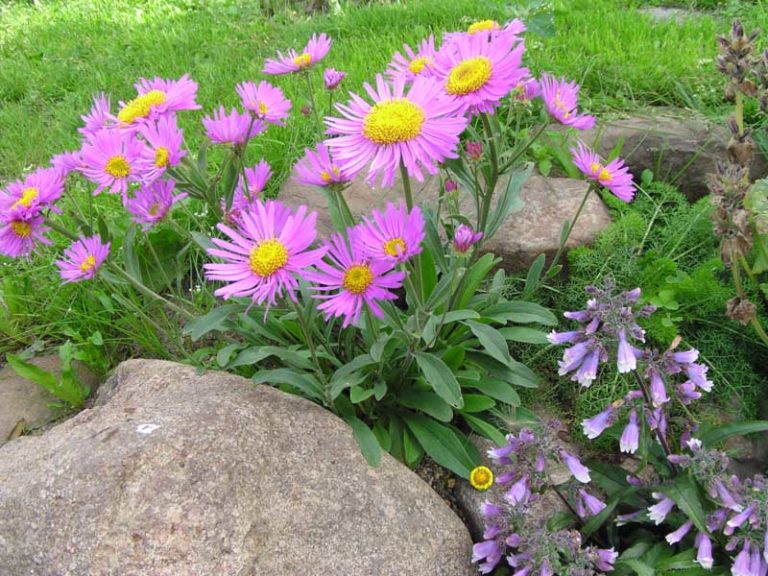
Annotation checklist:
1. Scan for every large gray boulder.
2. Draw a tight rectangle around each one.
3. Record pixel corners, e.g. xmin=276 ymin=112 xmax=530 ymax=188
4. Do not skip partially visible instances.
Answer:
xmin=0 ymin=359 xmax=474 ymax=576
xmin=282 ymin=172 xmax=610 ymax=270
xmin=574 ymin=109 xmax=768 ymax=201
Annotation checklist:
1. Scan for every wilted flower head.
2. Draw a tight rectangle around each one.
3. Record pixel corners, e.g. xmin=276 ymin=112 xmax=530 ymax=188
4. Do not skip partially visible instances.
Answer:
xmin=323 ymin=68 xmax=346 ymax=91
xmin=325 ymin=74 xmax=468 ymax=188
xmin=263 ymin=33 xmax=332 ymax=75
xmin=236 ymin=81 xmax=292 ymax=126
xmin=571 ymin=142 xmax=636 ymax=202
xmin=540 ymin=73 xmax=595 ymax=130
xmin=202 ymin=107 xmax=264 ymax=146
xmin=55 ymin=235 xmax=110 ymax=283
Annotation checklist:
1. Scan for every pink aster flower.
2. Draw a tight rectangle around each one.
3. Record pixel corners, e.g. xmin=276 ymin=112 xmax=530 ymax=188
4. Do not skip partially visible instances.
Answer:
xmin=307 ymin=230 xmax=406 ymax=328
xmin=453 ymin=224 xmax=483 ymax=253
xmin=117 ymin=74 xmax=200 ymax=126
xmin=540 ymin=74 xmax=595 ymax=130
xmin=386 ymin=35 xmax=438 ymax=82
xmin=325 ymin=74 xmax=468 ymax=188
xmin=263 ymin=33 xmax=332 ymax=75
xmin=223 ymin=160 xmax=272 ymax=221
xmin=236 ymin=81 xmax=292 ymax=126
xmin=444 ymin=19 xmax=526 ymax=44
xmin=204 ymin=200 xmax=326 ymax=307
xmin=323 ymin=68 xmax=346 ymax=91
xmin=125 ymin=179 xmax=187 ymax=230
xmin=0 ymin=213 xmax=50 ymax=258
xmin=79 ymin=129 xmax=145 ymax=200
xmin=55 ymin=235 xmax=110 ymax=283
xmin=50 ymin=151 xmax=83 ymax=177
xmin=571 ymin=142 xmax=635 ymax=202
xmin=514 ymin=77 xmax=540 ymax=102
xmin=0 ymin=167 xmax=64 ymax=215
xmin=431 ymin=30 xmax=528 ymax=117
xmin=292 ymin=144 xmax=352 ymax=188
xmin=79 ymin=93 xmax=114 ymax=135
xmin=356 ymin=203 xmax=424 ymax=264
xmin=202 ymin=107 xmax=264 ymax=146
xmin=136 ymin=115 xmax=186 ymax=184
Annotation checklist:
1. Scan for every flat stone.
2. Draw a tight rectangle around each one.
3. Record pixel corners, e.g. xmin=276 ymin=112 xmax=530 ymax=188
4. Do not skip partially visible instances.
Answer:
xmin=281 ymin=172 xmax=610 ymax=270
xmin=0 ymin=354 xmax=98 ymax=445
xmin=0 ymin=359 xmax=474 ymax=576
xmin=574 ymin=109 xmax=768 ymax=201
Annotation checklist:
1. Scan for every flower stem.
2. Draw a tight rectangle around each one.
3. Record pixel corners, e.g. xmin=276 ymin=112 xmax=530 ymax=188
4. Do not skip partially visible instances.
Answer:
xmin=544 ymin=184 xmax=593 ymax=278
xmin=290 ymin=298 xmax=330 ymax=405
xmin=399 ymin=162 xmax=423 ymax=303
xmin=107 ymin=263 xmax=194 ymax=320
xmin=399 ymin=161 xmax=414 ymax=211
xmin=45 ymin=218 xmax=79 ymax=241
xmin=631 ymin=369 xmax=677 ymax=473
xmin=304 ymin=71 xmax=324 ymax=137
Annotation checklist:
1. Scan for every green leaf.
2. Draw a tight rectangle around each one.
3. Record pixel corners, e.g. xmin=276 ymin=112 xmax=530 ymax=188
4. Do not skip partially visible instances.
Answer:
xmin=462 ymin=413 xmax=506 ymax=445
xmin=523 ymin=253 xmax=546 ymax=297
xmin=467 ymin=378 xmax=520 ymax=406
xmin=216 ymin=343 xmax=243 ymax=368
xmin=699 ymin=421 xmax=768 ymax=447
xmin=227 ymin=346 xmax=273 ymax=368
xmin=459 ymin=394 xmax=496 ymax=413
xmin=458 ymin=253 xmax=501 ymax=309
xmin=617 ymin=558 xmax=655 ymax=576
xmin=257 ymin=346 xmax=314 ymax=370
xmin=252 ymin=368 xmax=324 ymax=403
xmin=122 ymin=224 xmax=143 ymax=284
xmin=189 ymin=231 xmax=216 ymax=251
xmin=483 ymin=301 xmax=557 ymax=325
xmin=403 ymin=414 xmax=477 ymax=478
xmin=486 ymin=166 xmax=531 ymax=240
xmin=413 ymin=352 xmax=463 ymax=408
xmin=6 ymin=354 xmax=82 ymax=407
xmin=403 ymin=428 xmax=424 ymax=467
xmin=183 ymin=305 xmax=238 ymax=341
xmin=343 ymin=415 xmax=382 ymax=467
xmin=373 ymin=379 xmax=387 ymax=401
xmin=329 ymin=354 xmax=376 ymax=399
xmin=372 ymin=421 xmax=391 ymax=452
xmin=464 ymin=320 xmax=513 ymax=367
xmin=398 ymin=389 xmax=453 ymax=422
xmin=664 ymin=476 xmax=708 ymax=534
xmin=350 ymin=385 xmax=375 ymax=404
xmin=498 ymin=326 xmax=550 ymax=344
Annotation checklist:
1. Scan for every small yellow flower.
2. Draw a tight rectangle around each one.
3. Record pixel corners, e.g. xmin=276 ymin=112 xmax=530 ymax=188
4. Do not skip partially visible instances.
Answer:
xmin=469 ymin=465 xmax=494 ymax=491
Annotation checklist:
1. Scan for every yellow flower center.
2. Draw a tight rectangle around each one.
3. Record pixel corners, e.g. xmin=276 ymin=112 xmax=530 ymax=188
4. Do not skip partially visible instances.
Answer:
xmin=320 ymin=166 xmax=341 ymax=182
xmin=105 ymin=155 xmax=130 ymax=178
xmin=342 ymin=264 xmax=373 ymax=295
xmin=469 ymin=465 xmax=494 ymax=491
xmin=446 ymin=57 xmax=493 ymax=96
xmin=589 ymin=162 xmax=612 ymax=182
xmin=148 ymin=202 xmax=162 ymax=217
xmin=117 ymin=90 xmax=167 ymax=124
xmin=408 ymin=56 xmax=432 ymax=75
xmin=554 ymin=92 xmax=571 ymax=118
xmin=80 ymin=255 xmax=97 ymax=272
xmin=258 ymin=102 xmax=268 ymax=115
xmin=468 ymin=20 xmax=499 ymax=34
xmin=249 ymin=238 xmax=288 ymax=278
xmin=12 ymin=187 xmax=39 ymax=209
xmin=362 ymin=99 xmax=425 ymax=145
xmin=292 ymin=53 xmax=312 ymax=68
xmin=154 ymin=146 xmax=170 ymax=168
xmin=383 ymin=237 xmax=407 ymax=258
xmin=10 ymin=221 xmax=31 ymax=238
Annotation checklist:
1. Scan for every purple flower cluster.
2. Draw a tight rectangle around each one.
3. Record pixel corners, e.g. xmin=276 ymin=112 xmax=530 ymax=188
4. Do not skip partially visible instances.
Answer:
xmin=663 ymin=440 xmax=768 ymax=574
xmin=472 ymin=423 xmax=618 ymax=574
xmin=551 ymin=282 xmax=713 ymax=454
xmin=549 ymin=279 xmax=654 ymax=387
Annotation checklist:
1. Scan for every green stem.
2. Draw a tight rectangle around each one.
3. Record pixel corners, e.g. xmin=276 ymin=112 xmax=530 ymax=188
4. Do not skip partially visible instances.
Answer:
xmin=304 ymin=71 xmax=323 ymax=137
xmin=500 ymin=122 xmax=548 ymax=173
xmin=45 ymin=218 xmax=79 ymax=241
xmin=290 ymin=299 xmax=329 ymax=404
xmin=631 ymin=369 xmax=677 ymax=474
xmin=399 ymin=161 xmax=415 ymax=211
xmin=544 ymin=184 xmax=593 ymax=278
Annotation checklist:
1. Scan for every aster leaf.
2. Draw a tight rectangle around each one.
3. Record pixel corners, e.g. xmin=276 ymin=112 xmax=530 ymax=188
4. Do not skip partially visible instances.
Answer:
xmin=664 ymin=476 xmax=708 ymax=534
xmin=413 ymin=351 xmax=463 ymax=409
xmin=498 ymin=326 xmax=550 ymax=344
xmin=398 ymin=389 xmax=453 ymax=422
xmin=459 ymin=394 xmax=496 ymax=413
xmin=483 ymin=301 xmax=557 ymax=326
xmin=698 ymin=420 xmax=768 ymax=447
xmin=466 ymin=378 xmax=520 ymax=406
xmin=183 ymin=304 xmax=238 ymax=340
xmin=486 ymin=165 xmax=531 ymax=241
xmin=252 ymin=368 xmax=324 ymax=403
xmin=403 ymin=414 xmax=476 ymax=478
xmin=464 ymin=319 xmax=513 ymax=367
xmin=457 ymin=253 xmax=500 ymax=309
xmin=462 ymin=413 xmax=505 ymax=446
xmin=345 ymin=415 xmax=382 ymax=468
